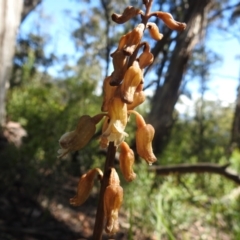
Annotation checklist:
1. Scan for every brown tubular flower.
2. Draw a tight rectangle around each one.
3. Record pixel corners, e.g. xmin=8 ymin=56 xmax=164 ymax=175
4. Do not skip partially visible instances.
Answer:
xmin=120 ymin=60 xmax=143 ymax=104
xmin=138 ymin=42 xmax=154 ymax=69
xmin=146 ymin=22 xmax=163 ymax=41
xmin=102 ymin=97 xmax=128 ymax=146
xmin=123 ymin=23 xmax=145 ymax=56
xmin=119 ymin=141 xmax=136 ymax=182
xmin=112 ymin=6 xmax=143 ymax=24
xmin=70 ymin=168 xmax=103 ymax=206
xmin=110 ymin=50 xmax=128 ymax=86
xmin=101 ymin=75 xmax=117 ymax=111
xmin=58 ymin=114 xmax=106 ymax=158
xmin=155 ymin=11 xmax=186 ymax=31
xmin=129 ymin=110 xmax=157 ymax=165
xmin=104 ymin=168 xmax=123 ymax=235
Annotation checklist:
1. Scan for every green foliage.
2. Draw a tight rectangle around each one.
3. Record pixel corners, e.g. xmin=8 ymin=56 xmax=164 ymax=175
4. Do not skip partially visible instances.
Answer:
xmin=6 ymin=55 xmax=103 ymax=173
xmin=162 ymin=99 xmax=233 ymax=165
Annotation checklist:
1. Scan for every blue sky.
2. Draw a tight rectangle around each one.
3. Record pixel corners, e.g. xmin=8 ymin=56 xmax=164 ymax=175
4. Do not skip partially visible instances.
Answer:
xmin=19 ymin=0 xmax=240 ymax=106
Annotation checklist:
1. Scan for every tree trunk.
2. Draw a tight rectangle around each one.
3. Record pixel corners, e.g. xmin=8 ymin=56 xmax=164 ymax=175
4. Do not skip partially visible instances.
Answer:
xmin=0 ymin=0 xmax=23 ymax=125
xmin=149 ymin=0 xmax=212 ymax=154
xmin=230 ymin=82 xmax=240 ymax=151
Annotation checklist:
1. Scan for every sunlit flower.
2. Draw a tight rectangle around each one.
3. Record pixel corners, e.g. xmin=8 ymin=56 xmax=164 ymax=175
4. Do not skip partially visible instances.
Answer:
xmin=102 ymin=97 xmax=128 ymax=146
xmin=120 ymin=60 xmax=143 ymax=104
xmin=120 ymin=23 xmax=145 ymax=56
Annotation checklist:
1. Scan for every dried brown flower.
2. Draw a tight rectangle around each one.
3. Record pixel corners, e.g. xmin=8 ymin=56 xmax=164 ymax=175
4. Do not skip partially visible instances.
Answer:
xmin=119 ymin=141 xmax=136 ymax=182
xmin=70 ymin=168 xmax=103 ymax=206
xmin=58 ymin=114 xmax=106 ymax=158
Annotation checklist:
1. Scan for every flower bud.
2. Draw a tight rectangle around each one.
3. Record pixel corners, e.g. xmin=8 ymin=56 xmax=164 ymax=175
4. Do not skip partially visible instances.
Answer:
xmin=120 ymin=60 xmax=142 ymax=104
xmin=146 ymin=22 xmax=163 ymax=41
xmin=70 ymin=168 xmax=103 ymax=206
xmin=112 ymin=6 xmax=143 ymax=24
xmin=138 ymin=42 xmax=154 ymax=69
xmin=58 ymin=114 xmax=105 ymax=158
xmin=101 ymin=76 xmax=117 ymax=111
xmin=104 ymin=168 xmax=123 ymax=235
xmin=156 ymin=11 xmax=186 ymax=31
xmin=119 ymin=141 xmax=136 ymax=182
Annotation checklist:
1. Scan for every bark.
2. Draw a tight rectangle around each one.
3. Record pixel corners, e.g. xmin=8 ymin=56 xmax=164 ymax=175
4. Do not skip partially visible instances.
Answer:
xmin=0 ymin=0 xmax=23 ymax=126
xmin=230 ymin=82 xmax=240 ymax=151
xmin=0 ymin=0 xmax=42 ymax=126
xmin=149 ymin=0 xmax=212 ymax=154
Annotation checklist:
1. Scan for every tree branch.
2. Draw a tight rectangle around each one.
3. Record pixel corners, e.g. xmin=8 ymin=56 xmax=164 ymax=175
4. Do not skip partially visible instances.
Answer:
xmin=150 ymin=162 xmax=240 ymax=185
xmin=21 ymin=0 xmax=42 ymax=23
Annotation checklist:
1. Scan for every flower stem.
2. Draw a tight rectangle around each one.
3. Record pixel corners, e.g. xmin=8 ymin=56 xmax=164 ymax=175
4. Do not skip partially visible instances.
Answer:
xmin=92 ymin=142 xmax=117 ymax=239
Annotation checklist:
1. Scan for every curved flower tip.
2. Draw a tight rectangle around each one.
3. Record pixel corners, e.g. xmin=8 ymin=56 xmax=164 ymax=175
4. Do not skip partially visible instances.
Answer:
xmin=136 ymin=123 xmax=157 ymax=165
xmin=119 ymin=141 xmax=137 ymax=182
xmin=128 ymin=109 xmax=146 ymax=129
xmin=156 ymin=11 xmax=186 ymax=31
xmin=70 ymin=168 xmax=103 ymax=206
xmin=104 ymin=168 xmax=123 ymax=235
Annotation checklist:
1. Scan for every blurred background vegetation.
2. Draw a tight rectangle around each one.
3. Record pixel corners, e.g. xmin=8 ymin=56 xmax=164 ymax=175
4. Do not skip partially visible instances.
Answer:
xmin=1 ymin=0 xmax=240 ymax=239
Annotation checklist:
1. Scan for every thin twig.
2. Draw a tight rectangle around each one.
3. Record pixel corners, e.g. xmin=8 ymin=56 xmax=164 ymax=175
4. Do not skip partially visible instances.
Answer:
xmin=150 ymin=162 xmax=240 ymax=185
